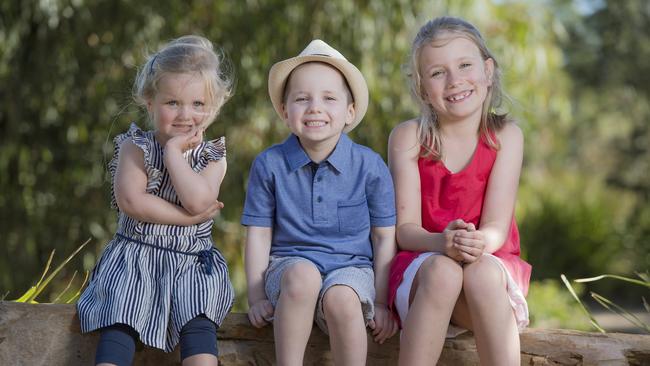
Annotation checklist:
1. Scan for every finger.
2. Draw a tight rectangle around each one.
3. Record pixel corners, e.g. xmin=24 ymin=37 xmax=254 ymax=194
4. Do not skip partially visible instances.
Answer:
xmin=459 ymin=251 xmax=479 ymax=263
xmin=374 ymin=325 xmax=384 ymax=343
xmin=389 ymin=319 xmax=398 ymax=337
xmin=455 ymin=243 xmax=480 ymax=257
xmin=249 ymin=311 xmax=263 ymax=328
xmin=466 ymin=223 xmax=476 ymax=231
xmin=264 ymin=302 xmax=275 ymax=317
xmin=255 ymin=312 xmax=270 ymax=327
xmin=368 ymin=319 xmax=376 ymax=330
xmin=451 ymin=219 xmax=467 ymax=229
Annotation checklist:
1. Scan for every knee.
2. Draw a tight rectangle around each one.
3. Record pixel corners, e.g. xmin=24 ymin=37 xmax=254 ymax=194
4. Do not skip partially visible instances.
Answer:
xmin=322 ymin=285 xmax=362 ymax=324
xmin=417 ymin=255 xmax=463 ymax=296
xmin=280 ymin=261 xmax=322 ymax=301
xmin=462 ymin=257 xmax=505 ymax=295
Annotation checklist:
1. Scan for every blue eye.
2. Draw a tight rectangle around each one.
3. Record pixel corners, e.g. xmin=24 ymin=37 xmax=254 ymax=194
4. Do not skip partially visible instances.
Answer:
xmin=460 ymin=63 xmax=472 ymax=68
xmin=166 ymin=100 xmax=178 ymax=106
xmin=193 ymin=101 xmax=205 ymax=108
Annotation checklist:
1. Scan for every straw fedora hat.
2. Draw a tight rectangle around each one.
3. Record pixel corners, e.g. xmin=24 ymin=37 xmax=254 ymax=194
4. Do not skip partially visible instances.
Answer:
xmin=268 ymin=39 xmax=369 ymax=133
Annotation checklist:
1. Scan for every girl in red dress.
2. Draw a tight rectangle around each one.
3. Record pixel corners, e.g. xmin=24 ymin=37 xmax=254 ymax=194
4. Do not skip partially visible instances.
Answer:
xmin=387 ymin=16 xmax=531 ymax=365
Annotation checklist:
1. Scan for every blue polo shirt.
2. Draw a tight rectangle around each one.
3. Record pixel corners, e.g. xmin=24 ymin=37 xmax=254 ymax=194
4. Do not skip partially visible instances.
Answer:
xmin=241 ymin=133 xmax=396 ymax=274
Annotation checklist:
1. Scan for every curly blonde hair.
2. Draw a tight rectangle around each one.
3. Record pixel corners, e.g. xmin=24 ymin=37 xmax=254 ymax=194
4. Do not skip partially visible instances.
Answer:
xmin=133 ymin=35 xmax=233 ymax=128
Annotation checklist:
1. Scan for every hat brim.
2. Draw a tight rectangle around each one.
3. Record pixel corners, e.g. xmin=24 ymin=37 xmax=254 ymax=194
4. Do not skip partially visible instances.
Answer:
xmin=268 ymin=55 xmax=368 ymax=133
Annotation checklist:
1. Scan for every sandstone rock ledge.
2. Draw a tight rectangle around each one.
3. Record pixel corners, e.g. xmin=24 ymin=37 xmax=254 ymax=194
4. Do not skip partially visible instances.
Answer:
xmin=0 ymin=302 xmax=648 ymax=365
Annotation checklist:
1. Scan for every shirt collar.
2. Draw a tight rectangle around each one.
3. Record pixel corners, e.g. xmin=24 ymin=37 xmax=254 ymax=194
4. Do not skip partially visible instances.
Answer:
xmin=282 ymin=133 xmax=352 ymax=173
xmin=325 ymin=133 xmax=352 ymax=173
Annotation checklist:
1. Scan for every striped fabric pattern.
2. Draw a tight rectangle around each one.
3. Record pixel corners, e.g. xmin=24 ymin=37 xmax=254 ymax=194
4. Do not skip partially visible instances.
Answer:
xmin=77 ymin=123 xmax=234 ymax=352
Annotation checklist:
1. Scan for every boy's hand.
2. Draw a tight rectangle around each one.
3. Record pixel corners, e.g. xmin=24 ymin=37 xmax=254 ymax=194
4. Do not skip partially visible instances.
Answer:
xmin=368 ymin=303 xmax=398 ymax=344
xmin=248 ymin=299 xmax=274 ymax=328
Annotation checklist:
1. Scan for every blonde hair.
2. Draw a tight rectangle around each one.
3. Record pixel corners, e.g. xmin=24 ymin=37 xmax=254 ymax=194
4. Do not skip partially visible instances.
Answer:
xmin=407 ymin=16 xmax=509 ymax=159
xmin=133 ymin=35 xmax=233 ymax=127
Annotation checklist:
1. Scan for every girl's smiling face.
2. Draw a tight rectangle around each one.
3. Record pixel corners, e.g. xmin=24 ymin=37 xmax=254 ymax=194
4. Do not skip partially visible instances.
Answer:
xmin=418 ymin=35 xmax=494 ymax=125
xmin=147 ymin=72 xmax=210 ymax=145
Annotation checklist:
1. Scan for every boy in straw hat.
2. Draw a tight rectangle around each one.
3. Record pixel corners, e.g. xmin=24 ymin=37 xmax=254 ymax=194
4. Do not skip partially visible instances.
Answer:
xmin=242 ymin=39 xmax=398 ymax=365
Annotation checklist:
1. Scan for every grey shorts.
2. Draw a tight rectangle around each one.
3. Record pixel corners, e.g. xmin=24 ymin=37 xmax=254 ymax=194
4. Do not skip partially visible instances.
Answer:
xmin=264 ymin=256 xmax=375 ymax=334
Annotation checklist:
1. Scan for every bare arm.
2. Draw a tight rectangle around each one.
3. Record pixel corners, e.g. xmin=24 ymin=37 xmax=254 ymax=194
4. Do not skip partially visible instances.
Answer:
xmin=164 ymin=128 xmax=227 ymax=215
xmin=369 ymin=225 xmax=398 ymax=343
xmin=245 ymin=225 xmax=274 ymax=328
xmin=454 ymin=123 xmax=524 ymax=260
xmin=114 ymin=140 xmax=222 ymax=226
xmin=478 ymin=123 xmax=523 ymax=253
xmin=388 ymin=120 xmax=464 ymax=254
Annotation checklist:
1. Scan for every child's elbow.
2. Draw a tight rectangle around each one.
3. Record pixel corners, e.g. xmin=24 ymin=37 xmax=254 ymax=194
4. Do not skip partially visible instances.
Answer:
xmin=115 ymin=194 xmax=141 ymax=217
xmin=182 ymin=199 xmax=213 ymax=216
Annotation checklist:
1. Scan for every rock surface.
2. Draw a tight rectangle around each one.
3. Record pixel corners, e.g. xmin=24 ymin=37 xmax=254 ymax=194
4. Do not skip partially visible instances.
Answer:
xmin=1 ymin=302 xmax=649 ymax=365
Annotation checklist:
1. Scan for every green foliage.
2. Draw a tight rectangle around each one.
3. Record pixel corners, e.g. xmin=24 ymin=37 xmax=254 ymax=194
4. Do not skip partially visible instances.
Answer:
xmin=1 ymin=0 xmax=648 ymax=326
xmin=527 ymin=279 xmax=591 ymax=331
xmin=520 ymin=185 xmax=624 ymax=281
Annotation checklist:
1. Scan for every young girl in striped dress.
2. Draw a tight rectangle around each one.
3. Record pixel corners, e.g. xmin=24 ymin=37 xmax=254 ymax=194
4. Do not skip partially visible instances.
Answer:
xmin=77 ymin=35 xmax=234 ymax=366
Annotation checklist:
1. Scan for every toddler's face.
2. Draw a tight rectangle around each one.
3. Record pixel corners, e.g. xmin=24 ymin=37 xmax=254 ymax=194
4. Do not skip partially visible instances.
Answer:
xmin=418 ymin=35 xmax=493 ymax=124
xmin=147 ymin=72 xmax=211 ymax=145
xmin=282 ymin=62 xmax=355 ymax=150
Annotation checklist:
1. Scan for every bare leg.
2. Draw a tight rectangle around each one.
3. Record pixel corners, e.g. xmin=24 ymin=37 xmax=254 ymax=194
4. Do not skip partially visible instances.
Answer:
xmin=398 ymin=255 xmax=463 ymax=366
xmin=274 ymin=262 xmax=322 ymax=366
xmin=322 ymin=285 xmax=367 ymax=366
xmin=182 ymin=354 xmax=218 ymax=366
xmin=462 ymin=257 xmax=520 ymax=366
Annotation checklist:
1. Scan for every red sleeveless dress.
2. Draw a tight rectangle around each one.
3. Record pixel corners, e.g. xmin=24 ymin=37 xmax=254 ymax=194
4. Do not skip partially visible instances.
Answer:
xmin=387 ymin=136 xmax=531 ymax=320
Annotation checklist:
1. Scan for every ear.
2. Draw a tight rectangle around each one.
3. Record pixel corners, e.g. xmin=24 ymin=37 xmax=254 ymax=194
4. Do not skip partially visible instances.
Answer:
xmin=484 ymin=58 xmax=495 ymax=86
xmin=146 ymin=98 xmax=153 ymax=114
xmin=345 ymin=103 xmax=356 ymax=125
xmin=281 ymin=103 xmax=290 ymax=125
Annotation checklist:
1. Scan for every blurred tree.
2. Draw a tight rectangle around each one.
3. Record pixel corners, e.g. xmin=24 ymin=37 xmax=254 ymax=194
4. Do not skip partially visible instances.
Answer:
xmin=1 ymin=0 xmax=645 ymax=314
xmin=554 ymin=0 xmax=650 ymax=275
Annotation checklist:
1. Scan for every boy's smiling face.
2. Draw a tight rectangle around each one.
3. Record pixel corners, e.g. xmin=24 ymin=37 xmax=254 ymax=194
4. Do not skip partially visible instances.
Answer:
xmin=282 ymin=62 xmax=355 ymax=153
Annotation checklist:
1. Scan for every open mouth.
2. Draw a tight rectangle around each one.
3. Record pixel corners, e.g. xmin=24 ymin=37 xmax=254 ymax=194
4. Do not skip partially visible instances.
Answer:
xmin=446 ymin=90 xmax=473 ymax=102
xmin=303 ymin=120 xmax=328 ymax=127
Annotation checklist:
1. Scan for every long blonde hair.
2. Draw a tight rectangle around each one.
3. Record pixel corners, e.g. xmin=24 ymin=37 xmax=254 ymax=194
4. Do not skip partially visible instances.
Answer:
xmin=407 ymin=16 xmax=509 ymax=159
xmin=133 ymin=35 xmax=233 ymax=128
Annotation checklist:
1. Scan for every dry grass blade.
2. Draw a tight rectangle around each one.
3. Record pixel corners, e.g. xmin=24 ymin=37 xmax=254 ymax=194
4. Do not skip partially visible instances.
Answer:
xmin=591 ymin=292 xmax=650 ymax=333
xmin=575 ymin=274 xmax=650 ymax=288
xmin=29 ymin=238 xmax=91 ymax=302
xmin=65 ymin=270 xmax=90 ymax=304
xmin=560 ymin=274 xmax=606 ymax=333
xmin=52 ymin=270 xmax=78 ymax=303
xmin=13 ymin=238 xmax=91 ymax=303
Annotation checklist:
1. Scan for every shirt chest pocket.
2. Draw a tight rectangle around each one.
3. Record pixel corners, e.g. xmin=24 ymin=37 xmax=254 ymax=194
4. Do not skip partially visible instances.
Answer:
xmin=337 ymin=197 xmax=370 ymax=233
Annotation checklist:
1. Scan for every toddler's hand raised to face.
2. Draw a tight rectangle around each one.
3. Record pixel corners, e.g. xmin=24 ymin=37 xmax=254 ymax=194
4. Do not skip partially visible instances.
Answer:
xmin=166 ymin=126 xmax=204 ymax=153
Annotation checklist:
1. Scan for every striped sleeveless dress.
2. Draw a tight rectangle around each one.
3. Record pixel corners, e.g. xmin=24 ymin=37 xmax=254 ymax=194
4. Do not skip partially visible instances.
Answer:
xmin=77 ymin=123 xmax=234 ymax=352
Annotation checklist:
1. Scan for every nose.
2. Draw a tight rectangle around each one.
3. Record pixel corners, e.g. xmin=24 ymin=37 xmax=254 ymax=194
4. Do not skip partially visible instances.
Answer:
xmin=446 ymin=70 xmax=462 ymax=88
xmin=178 ymin=105 xmax=192 ymax=120
xmin=306 ymin=98 xmax=323 ymax=114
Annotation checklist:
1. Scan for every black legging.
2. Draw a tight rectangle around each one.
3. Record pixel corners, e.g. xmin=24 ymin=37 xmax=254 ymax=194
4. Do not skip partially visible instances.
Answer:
xmin=94 ymin=315 xmax=218 ymax=365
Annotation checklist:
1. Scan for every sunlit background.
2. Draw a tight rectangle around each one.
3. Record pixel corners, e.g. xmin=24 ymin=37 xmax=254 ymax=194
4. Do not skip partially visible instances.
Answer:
xmin=1 ymin=0 xmax=648 ymax=332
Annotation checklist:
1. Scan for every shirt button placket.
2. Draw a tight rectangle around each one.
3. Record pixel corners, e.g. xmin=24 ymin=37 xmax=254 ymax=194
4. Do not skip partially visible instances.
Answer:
xmin=314 ymin=172 xmax=327 ymax=223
